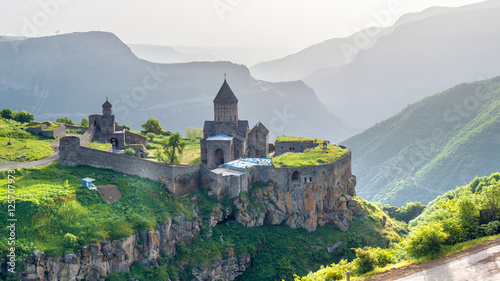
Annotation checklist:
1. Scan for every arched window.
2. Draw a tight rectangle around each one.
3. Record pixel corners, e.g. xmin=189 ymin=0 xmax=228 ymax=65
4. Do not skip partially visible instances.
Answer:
xmin=292 ymin=171 xmax=299 ymax=181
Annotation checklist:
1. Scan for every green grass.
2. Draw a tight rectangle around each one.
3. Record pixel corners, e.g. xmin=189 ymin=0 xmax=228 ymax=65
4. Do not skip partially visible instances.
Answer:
xmin=272 ymin=143 xmax=349 ymax=167
xmin=0 ymin=118 xmax=54 ymax=162
xmin=87 ymin=142 xmax=111 ymax=151
xmin=44 ymin=123 xmax=63 ymax=131
xmin=275 ymin=136 xmax=318 ymax=143
xmin=0 ymin=136 xmax=53 ymax=162
xmin=66 ymin=128 xmax=87 ymax=135
xmin=147 ymin=137 xmax=200 ymax=165
xmin=0 ymin=163 xmax=194 ymax=260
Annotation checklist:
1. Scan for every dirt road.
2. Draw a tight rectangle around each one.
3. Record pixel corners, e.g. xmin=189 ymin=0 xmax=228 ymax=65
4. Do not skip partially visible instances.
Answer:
xmin=367 ymin=239 xmax=500 ymax=281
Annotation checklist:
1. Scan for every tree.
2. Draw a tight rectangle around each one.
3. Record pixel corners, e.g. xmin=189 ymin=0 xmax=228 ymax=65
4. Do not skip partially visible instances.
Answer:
xmin=1 ymin=108 xmax=14 ymax=120
xmin=158 ymin=133 xmax=186 ymax=163
xmin=141 ymin=118 xmax=163 ymax=135
xmin=146 ymin=133 xmax=156 ymax=142
xmin=15 ymin=110 xmax=35 ymax=123
xmin=79 ymin=117 xmax=89 ymax=127
xmin=56 ymin=117 xmax=75 ymax=125
xmin=185 ymin=127 xmax=203 ymax=140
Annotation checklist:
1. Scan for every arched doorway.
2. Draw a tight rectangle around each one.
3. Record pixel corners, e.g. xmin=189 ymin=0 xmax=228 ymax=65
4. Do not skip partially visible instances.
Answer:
xmin=110 ymin=138 xmax=119 ymax=150
xmin=292 ymin=171 xmax=299 ymax=181
xmin=215 ymin=149 xmax=224 ymax=166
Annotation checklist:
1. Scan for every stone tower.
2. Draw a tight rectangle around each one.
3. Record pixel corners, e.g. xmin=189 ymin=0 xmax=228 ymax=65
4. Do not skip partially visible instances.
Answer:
xmin=213 ymin=79 xmax=238 ymax=122
xmin=102 ymin=98 xmax=112 ymax=116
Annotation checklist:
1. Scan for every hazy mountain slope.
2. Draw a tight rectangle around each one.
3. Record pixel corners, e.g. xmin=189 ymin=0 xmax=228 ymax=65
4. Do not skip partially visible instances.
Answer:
xmin=306 ymin=3 xmax=500 ymax=129
xmin=249 ymin=1 xmax=492 ymax=83
xmin=0 ymin=31 xmax=355 ymax=141
xmin=128 ymin=44 xmax=216 ymax=64
xmin=342 ymin=76 xmax=500 ymax=206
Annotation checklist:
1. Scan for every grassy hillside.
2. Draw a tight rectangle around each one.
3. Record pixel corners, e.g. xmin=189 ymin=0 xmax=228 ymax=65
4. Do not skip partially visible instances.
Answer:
xmin=0 ymin=118 xmax=54 ymax=162
xmin=0 ymin=163 xmax=194 ymax=264
xmin=342 ymin=76 xmax=500 ymax=206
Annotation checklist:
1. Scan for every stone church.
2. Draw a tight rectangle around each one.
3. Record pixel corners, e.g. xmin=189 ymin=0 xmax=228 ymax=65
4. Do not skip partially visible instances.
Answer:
xmin=88 ymin=99 xmax=126 ymax=149
xmin=201 ymin=79 xmax=269 ymax=168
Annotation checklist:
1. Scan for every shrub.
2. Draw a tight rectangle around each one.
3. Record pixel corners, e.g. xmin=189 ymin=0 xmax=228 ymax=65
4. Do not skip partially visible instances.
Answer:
xmin=63 ymin=233 xmax=79 ymax=248
xmin=403 ymin=222 xmax=448 ymax=258
xmin=146 ymin=133 xmax=156 ymax=142
xmin=124 ymin=148 xmax=135 ymax=156
xmin=354 ymin=247 xmax=378 ymax=274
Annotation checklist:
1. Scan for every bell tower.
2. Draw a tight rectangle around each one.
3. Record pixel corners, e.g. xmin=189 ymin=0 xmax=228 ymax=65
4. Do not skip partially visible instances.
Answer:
xmin=213 ymin=78 xmax=238 ymax=122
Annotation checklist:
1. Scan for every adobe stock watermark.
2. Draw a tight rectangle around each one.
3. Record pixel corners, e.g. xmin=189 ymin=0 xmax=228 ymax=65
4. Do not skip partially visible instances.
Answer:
xmin=269 ymin=104 xmax=296 ymax=136
xmin=113 ymin=65 xmax=170 ymax=120
xmin=6 ymin=170 xmax=17 ymax=275
xmin=340 ymin=0 xmax=402 ymax=63
xmin=213 ymin=0 xmax=243 ymax=20
xmin=11 ymin=0 xmax=73 ymax=53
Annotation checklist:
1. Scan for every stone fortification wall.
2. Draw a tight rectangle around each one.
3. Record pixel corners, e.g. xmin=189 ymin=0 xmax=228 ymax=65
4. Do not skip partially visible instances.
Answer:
xmin=250 ymin=152 xmax=353 ymax=193
xmin=125 ymin=130 xmax=149 ymax=147
xmin=27 ymin=124 xmax=67 ymax=138
xmin=79 ymin=125 xmax=96 ymax=147
xmin=200 ymin=165 xmax=249 ymax=199
xmin=39 ymin=124 xmax=66 ymax=139
xmin=59 ymin=136 xmax=200 ymax=197
xmin=274 ymin=141 xmax=319 ymax=156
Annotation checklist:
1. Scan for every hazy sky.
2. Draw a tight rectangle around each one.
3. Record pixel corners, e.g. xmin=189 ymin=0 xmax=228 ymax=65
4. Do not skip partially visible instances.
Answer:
xmin=1 ymin=0 xmax=485 ymax=49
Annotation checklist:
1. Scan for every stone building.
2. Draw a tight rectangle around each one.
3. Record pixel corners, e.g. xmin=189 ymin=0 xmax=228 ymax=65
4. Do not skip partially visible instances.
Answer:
xmin=201 ymin=79 xmax=269 ymax=168
xmin=89 ymin=99 xmax=126 ymax=149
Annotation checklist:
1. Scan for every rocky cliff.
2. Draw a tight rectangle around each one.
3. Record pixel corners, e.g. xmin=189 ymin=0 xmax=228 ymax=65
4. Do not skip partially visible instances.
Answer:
xmin=234 ymin=175 xmax=360 ymax=232
xmin=21 ymin=213 xmax=199 ymax=281
xmin=15 ymin=175 xmax=359 ymax=281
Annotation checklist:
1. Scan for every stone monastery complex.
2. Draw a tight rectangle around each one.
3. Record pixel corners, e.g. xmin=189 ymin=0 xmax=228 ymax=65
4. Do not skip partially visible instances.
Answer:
xmin=59 ymin=78 xmax=358 ymax=232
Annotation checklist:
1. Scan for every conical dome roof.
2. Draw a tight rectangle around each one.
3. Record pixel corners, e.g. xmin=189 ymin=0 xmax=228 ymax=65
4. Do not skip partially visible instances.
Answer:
xmin=214 ymin=80 xmax=238 ymax=103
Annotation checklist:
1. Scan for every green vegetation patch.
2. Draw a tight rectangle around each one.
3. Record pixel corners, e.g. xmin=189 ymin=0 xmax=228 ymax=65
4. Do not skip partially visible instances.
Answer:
xmin=275 ymin=136 xmax=318 ymax=143
xmin=0 ymin=164 xmax=195 ymax=261
xmin=272 ymin=143 xmax=349 ymax=167
xmin=44 ymin=123 xmax=63 ymax=131
xmin=0 ymin=118 xmax=54 ymax=162
xmin=87 ymin=142 xmax=111 ymax=151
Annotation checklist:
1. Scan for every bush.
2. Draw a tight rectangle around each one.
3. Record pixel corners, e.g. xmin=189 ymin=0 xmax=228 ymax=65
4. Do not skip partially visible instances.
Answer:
xmin=146 ymin=133 xmax=156 ymax=142
xmin=124 ymin=148 xmax=135 ymax=156
xmin=56 ymin=117 xmax=75 ymax=125
xmin=354 ymin=247 xmax=378 ymax=274
xmin=63 ymin=233 xmax=79 ymax=248
xmin=404 ymin=222 xmax=448 ymax=258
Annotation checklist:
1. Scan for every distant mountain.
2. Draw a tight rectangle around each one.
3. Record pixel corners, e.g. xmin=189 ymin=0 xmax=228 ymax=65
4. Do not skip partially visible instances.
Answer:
xmin=129 ymin=44 xmax=300 ymax=66
xmin=249 ymin=2 xmax=486 ymax=83
xmin=250 ymin=1 xmax=500 ymax=130
xmin=128 ymin=44 xmax=217 ymax=64
xmin=305 ymin=0 xmax=500 ymax=129
xmin=342 ymin=76 xmax=500 ymax=206
xmin=0 ymin=31 xmax=356 ymax=142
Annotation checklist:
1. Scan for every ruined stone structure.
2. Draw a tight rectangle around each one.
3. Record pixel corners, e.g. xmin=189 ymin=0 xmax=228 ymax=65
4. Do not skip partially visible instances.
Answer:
xmin=201 ymin=80 xmax=269 ymax=168
xmin=87 ymin=99 xmax=148 ymax=149
xmin=275 ymin=140 xmax=319 ymax=156
xmin=27 ymin=123 xmax=66 ymax=139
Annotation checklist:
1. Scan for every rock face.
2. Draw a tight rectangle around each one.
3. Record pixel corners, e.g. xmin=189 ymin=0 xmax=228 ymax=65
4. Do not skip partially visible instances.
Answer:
xmin=191 ymin=249 xmax=251 ymax=281
xmin=234 ymin=175 xmax=361 ymax=232
xmin=21 ymin=213 xmax=199 ymax=281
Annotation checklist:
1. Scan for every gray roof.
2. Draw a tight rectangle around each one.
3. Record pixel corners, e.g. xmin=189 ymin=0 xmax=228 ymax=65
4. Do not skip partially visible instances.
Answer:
xmin=214 ymin=80 xmax=238 ymax=104
xmin=251 ymin=122 xmax=269 ymax=135
xmin=203 ymin=121 xmax=214 ymax=132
